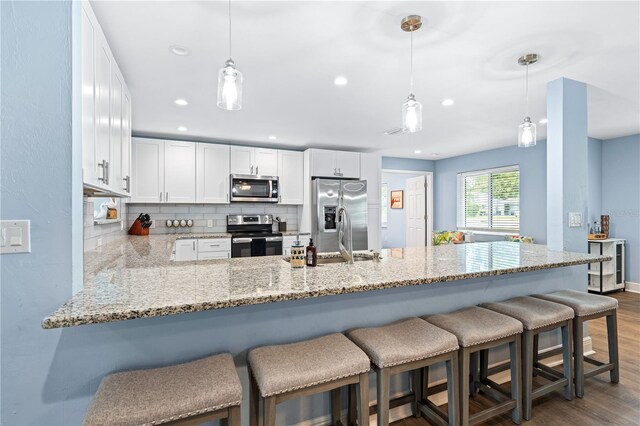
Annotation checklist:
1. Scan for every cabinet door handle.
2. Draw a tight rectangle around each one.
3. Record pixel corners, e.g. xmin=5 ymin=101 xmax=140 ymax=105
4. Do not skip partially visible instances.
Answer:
xmin=166 ymin=192 xmax=169 ymax=202
xmin=98 ymin=160 xmax=108 ymax=183
xmin=256 ymin=165 xmax=259 ymax=175
xmin=193 ymin=241 xmax=196 ymax=251
xmin=250 ymin=165 xmax=254 ymax=174
xmin=123 ymin=176 xmax=130 ymax=192
xmin=226 ymin=193 xmax=228 ymax=203
xmin=160 ymin=192 xmax=163 ymax=202
xmin=105 ymin=161 xmax=109 ymax=185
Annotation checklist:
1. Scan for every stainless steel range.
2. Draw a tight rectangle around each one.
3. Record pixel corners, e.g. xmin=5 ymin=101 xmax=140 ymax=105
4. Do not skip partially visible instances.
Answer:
xmin=227 ymin=215 xmax=283 ymax=258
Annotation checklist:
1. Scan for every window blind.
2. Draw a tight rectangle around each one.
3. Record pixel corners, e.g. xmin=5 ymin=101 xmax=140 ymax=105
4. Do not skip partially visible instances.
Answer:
xmin=458 ymin=166 xmax=520 ymax=232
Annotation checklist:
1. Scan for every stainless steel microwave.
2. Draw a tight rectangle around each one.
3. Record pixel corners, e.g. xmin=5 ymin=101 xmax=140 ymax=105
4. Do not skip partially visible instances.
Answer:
xmin=230 ymin=174 xmax=279 ymax=203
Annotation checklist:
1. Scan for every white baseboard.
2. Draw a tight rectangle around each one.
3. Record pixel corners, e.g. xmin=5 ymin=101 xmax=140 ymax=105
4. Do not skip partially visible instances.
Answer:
xmin=625 ymin=281 xmax=640 ymax=293
xmin=294 ymin=337 xmax=593 ymax=426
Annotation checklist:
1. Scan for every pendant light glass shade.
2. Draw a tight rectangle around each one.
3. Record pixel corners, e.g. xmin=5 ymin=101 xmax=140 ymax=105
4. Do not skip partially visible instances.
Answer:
xmin=402 ymin=94 xmax=422 ymax=133
xmin=217 ymin=59 xmax=243 ymax=111
xmin=518 ymin=116 xmax=536 ymax=148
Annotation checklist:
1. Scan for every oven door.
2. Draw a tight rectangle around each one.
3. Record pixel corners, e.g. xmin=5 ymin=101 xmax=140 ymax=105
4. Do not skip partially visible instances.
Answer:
xmin=230 ymin=175 xmax=279 ymax=203
xmin=231 ymin=236 xmax=283 ymax=258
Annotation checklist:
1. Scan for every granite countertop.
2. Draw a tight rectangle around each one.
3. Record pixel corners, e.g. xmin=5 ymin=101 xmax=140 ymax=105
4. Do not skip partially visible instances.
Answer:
xmin=162 ymin=231 xmax=307 ymax=240
xmin=42 ymin=237 xmax=610 ymax=329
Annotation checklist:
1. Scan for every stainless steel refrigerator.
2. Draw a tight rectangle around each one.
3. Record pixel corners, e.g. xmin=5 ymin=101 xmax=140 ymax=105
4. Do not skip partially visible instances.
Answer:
xmin=311 ymin=178 xmax=368 ymax=253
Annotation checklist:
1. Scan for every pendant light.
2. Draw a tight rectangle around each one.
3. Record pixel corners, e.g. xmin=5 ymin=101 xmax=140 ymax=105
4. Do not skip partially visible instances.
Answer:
xmin=517 ymin=53 xmax=539 ymax=147
xmin=401 ymin=15 xmax=422 ymax=133
xmin=217 ymin=0 xmax=243 ymax=111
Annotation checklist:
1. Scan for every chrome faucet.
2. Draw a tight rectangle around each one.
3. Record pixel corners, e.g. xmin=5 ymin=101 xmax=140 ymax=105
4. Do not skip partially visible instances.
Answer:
xmin=337 ymin=205 xmax=353 ymax=264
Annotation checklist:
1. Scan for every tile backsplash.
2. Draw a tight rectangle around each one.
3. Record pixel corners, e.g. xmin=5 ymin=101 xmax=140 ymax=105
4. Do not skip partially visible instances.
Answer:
xmin=84 ymin=199 xmax=127 ymax=251
xmin=126 ymin=203 xmax=300 ymax=234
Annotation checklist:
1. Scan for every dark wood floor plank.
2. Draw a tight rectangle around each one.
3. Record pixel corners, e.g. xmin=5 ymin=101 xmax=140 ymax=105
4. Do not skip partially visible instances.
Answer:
xmin=394 ymin=292 xmax=640 ymax=426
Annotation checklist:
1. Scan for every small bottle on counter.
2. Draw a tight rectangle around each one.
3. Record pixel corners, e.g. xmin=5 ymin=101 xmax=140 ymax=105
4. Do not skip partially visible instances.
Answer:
xmin=306 ymin=238 xmax=317 ymax=267
xmin=290 ymin=236 xmax=305 ymax=268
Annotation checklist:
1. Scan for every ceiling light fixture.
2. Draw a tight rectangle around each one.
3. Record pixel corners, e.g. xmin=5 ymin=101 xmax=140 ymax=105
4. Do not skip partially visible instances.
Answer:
xmin=217 ymin=0 xmax=243 ymax=111
xmin=268 ymin=135 xmax=277 ymax=140
xmin=441 ymin=98 xmax=454 ymax=107
xmin=177 ymin=126 xmax=188 ymax=131
xmin=539 ymin=118 xmax=548 ymax=124
xmin=334 ymin=76 xmax=348 ymax=86
xmin=401 ymin=15 xmax=423 ymax=133
xmin=169 ymin=45 xmax=191 ymax=56
xmin=517 ymin=53 xmax=539 ymax=148
xmin=174 ymin=98 xmax=189 ymax=106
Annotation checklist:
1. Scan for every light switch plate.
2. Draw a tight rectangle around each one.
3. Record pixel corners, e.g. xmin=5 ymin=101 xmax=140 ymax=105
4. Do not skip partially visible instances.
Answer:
xmin=568 ymin=212 xmax=582 ymax=228
xmin=0 ymin=220 xmax=31 ymax=254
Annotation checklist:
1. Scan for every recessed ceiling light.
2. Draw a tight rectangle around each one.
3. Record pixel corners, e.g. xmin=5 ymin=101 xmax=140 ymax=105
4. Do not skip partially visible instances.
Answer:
xmin=268 ymin=135 xmax=277 ymax=140
xmin=334 ymin=76 xmax=348 ymax=86
xmin=414 ymin=150 xmax=422 ymax=154
xmin=539 ymin=118 xmax=548 ymax=124
xmin=174 ymin=98 xmax=189 ymax=106
xmin=169 ymin=45 xmax=191 ymax=56
xmin=177 ymin=126 xmax=188 ymax=132
xmin=441 ymin=98 xmax=454 ymax=106
xmin=430 ymin=153 xmax=440 ymax=157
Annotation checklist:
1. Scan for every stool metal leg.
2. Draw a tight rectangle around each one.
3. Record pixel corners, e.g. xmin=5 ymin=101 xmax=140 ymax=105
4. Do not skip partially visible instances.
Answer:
xmin=376 ymin=367 xmax=390 ymax=426
xmin=357 ymin=372 xmax=370 ymax=426
xmin=574 ymin=317 xmax=585 ymax=398
xmin=459 ymin=348 xmax=470 ymax=426
xmin=607 ymin=311 xmax=620 ymax=383
xmin=509 ymin=337 xmax=522 ymax=425
xmin=522 ymin=330 xmax=534 ymax=421
xmin=561 ymin=320 xmax=573 ymax=401
xmin=249 ymin=369 xmax=259 ymax=426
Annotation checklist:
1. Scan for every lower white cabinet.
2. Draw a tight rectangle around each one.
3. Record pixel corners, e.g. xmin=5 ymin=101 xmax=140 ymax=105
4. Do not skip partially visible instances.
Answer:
xmin=174 ymin=238 xmax=231 ymax=262
xmin=588 ymin=239 xmax=625 ymax=293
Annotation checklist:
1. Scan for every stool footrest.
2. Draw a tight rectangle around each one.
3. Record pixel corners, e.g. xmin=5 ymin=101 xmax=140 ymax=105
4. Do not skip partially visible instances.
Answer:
xmin=532 ymin=380 xmax=569 ymax=399
xmin=534 ymin=363 xmax=564 ymax=380
xmin=482 ymin=378 xmax=512 ymax=398
xmin=477 ymin=381 xmax=509 ymax=403
xmin=583 ymin=356 xmax=606 ymax=367
xmin=470 ymin=400 xmax=517 ymax=425
xmin=418 ymin=400 xmax=450 ymax=426
xmin=584 ymin=363 xmax=614 ymax=379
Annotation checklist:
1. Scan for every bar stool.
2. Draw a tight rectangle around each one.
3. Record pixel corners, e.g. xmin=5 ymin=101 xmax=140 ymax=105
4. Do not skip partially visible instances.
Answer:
xmin=533 ymin=289 xmax=619 ymax=397
xmin=84 ymin=353 xmax=242 ymax=426
xmin=248 ymin=333 xmax=370 ymax=426
xmin=424 ymin=307 xmax=523 ymax=426
xmin=481 ymin=296 xmax=574 ymax=420
xmin=346 ymin=317 xmax=460 ymax=426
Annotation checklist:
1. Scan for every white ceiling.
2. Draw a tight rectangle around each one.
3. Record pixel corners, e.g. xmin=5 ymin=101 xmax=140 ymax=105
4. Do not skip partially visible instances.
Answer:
xmin=91 ymin=1 xmax=640 ymax=159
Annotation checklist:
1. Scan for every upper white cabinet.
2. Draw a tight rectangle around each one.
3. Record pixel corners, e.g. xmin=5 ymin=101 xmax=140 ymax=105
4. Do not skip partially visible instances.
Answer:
xmin=278 ymin=150 xmax=304 ymax=205
xmin=131 ymin=138 xmax=196 ymax=203
xmin=197 ymin=143 xmax=230 ymax=203
xmin=230 ymin=146 xmax=278 ymax=176
xmin=360 ymin=153 xmax=381 ymax=205
xmin=80 ymin=1 xmax=131 ymax=196
xmin=308 ymin=148 xmax=360 ymax=179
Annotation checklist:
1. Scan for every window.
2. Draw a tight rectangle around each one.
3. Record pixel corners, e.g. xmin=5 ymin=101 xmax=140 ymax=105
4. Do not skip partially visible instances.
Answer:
xmin=381 ymin=183 xmax=388 ymax=227
xmin=457 ymin=166 xmax=520 ymax=232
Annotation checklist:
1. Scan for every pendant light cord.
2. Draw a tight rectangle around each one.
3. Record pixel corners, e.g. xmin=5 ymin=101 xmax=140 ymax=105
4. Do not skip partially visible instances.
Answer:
xmin=525 ymin=63 xmax=529 ymax=117
xmin=228 ymin=0 xmax=232 ymax=59
xmin=410 ymin=29 xmax=414 ymax=93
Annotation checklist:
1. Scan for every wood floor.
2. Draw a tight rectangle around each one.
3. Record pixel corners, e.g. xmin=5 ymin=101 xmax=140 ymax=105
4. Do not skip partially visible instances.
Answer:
xmin=393 ymin=292 xmax=640 ymax=426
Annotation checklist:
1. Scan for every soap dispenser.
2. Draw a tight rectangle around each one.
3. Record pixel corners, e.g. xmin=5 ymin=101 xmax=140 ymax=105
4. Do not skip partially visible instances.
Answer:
xmin=306 ymin=238 xmax=317 ymax=267
xmin=290 ymin=235 xmax=305 ymax=268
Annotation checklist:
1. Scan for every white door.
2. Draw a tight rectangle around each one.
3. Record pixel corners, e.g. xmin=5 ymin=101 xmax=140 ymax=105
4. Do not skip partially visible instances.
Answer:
xmin=406 ymin=175 xmax=426 ymax=247
xmin=255 ymin=148 xmax=278 ymax=176
xmin=121 ymin=89 xmax=132 ymax=194
xmin=336 ymin=152 xmax=360 ymax=179
xmin=131 ymin=138 xmax=164 ymax=203
xmin=94 ymin=33 xmax=111 ymax=186
xmin=164 ymin=141 xmax=196 ymax=203
xmin=310 ymin=149 xmax=337 ymax=177
xmin=109 ymin=68 xmax=123 ymax=193
xmin=197 ymin=143 xmax=230 ymax=203
xmin=278 ymin=150 xmax=303 ymax=205
xmin=230 ymin=146 xmax=254 ymax=175
xmin=81 ymin=6 xmax=98 ymax=186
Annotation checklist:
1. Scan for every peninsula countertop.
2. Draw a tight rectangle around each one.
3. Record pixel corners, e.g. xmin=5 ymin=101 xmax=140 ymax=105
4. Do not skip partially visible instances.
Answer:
xmin=42 ymin=236 xmax=609 ymax=329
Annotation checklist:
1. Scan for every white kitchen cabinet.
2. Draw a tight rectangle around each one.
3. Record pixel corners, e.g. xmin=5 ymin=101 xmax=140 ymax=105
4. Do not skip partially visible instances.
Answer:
xmin=197 ymin=238 xmax=231 ymax=254
xmin=588 ymin=239 xmax=626 ymax=294
xmin=196 ymin=143 xmax=230 ymax=203
xmin=109 ymin=67 xmax=123 ymax=192
xmin=164 ymin=141 xmax=196 ymax=203
xmin=121 ymin=89 xmax=132 ymax=194
xmin=81 ymin=5 xmax=97 ymax=186
xmin=94 ymin=31 xmax=111 ymax=187
xmin=360 ymin=153 xmax=381 ymax=205
xmin=308 ymin=149 xmax=360 ymax=179
xmin=131 ymin=138 xmax=164 ymax=203
xmin=277 ymin=150 xmax=304 ymax=205
xmin=174 ymin=239 xmax=197 ymax=262
xmin=230 ymin=146 xmax=278 ymax=176
xmin=255 ymin=148 xmax=278 ymax=176
xmin=367 ymin=205 xmax=381 ymax=251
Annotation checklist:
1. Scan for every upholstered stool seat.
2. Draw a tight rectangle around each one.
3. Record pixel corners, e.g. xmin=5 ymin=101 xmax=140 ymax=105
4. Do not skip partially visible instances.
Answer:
xmin=533 ymin=290 xmax=619 ymax=398
xmin=425 ymin=307 xmax=524 ymax=426
xmin=481 ymin=297 xmax=575 ymax=419
xmin=248 ymin=333 xmax=370 ymax=426
xmin=84 ymin=353 xmax=242 ymax=426
xmin=347 ymin=318 xmax=459 ymax=426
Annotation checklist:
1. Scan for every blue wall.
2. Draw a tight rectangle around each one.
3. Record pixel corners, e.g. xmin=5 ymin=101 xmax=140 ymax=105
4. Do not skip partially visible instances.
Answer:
xmin=381 ymin=172 xmax=423 ymax=248
xmin=601 ymin=134 xmax=640 ymax=284
xmin=433 ymin=141 xmax=548 ymax=243
xmin=588 ymin=138 xmax=603 ymax=224
xmin=382 ymin=156 xmax=435 ymax=172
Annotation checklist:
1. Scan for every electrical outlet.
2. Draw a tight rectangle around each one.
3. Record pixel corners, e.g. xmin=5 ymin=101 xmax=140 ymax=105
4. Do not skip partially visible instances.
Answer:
xmin=0 ymin=220 xmax=31 ymax=254
xmin=207 ymin=220 xmax=213 ymax=228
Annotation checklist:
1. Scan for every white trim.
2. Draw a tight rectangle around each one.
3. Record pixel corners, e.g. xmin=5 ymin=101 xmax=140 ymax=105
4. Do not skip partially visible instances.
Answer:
xmin=625 ymin=281 xmax=640 ymax=293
